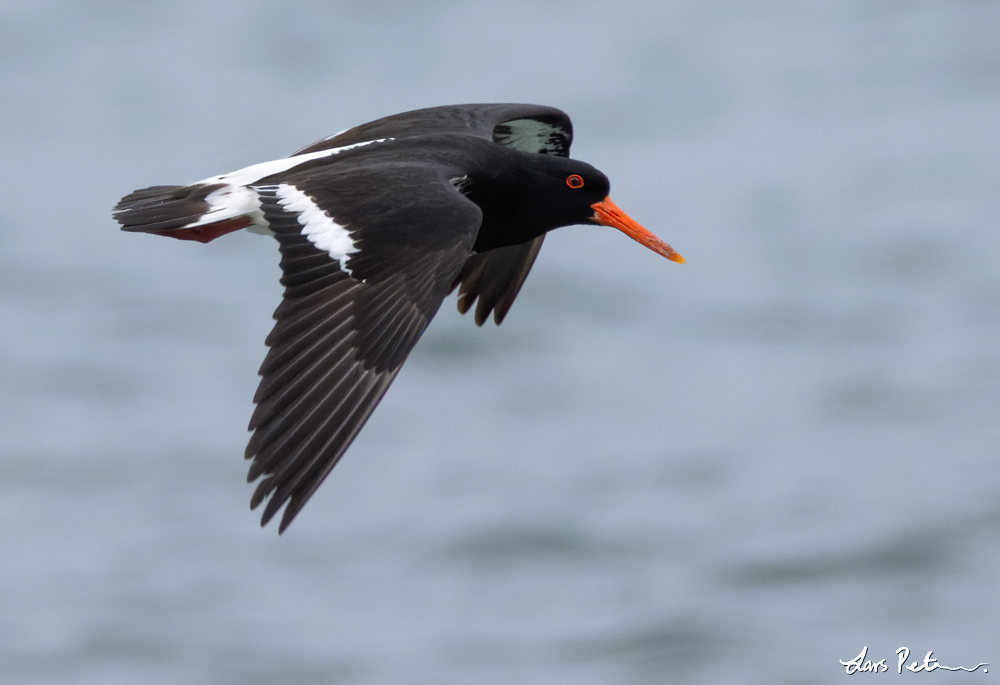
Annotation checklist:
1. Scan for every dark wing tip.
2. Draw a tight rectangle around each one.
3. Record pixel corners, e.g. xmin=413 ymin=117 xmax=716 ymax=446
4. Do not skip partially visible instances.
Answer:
xmin=247 ymin=474 xmax=293 ymax=532
xmin=451 ymin=237 xmax=545 ymax=328
xmin=248 ymin=479 xmax=295 ymax=534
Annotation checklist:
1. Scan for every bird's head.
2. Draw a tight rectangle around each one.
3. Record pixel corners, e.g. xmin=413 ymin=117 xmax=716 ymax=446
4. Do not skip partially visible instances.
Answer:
xmin=532 ymin=156 xmax=685 ymax=264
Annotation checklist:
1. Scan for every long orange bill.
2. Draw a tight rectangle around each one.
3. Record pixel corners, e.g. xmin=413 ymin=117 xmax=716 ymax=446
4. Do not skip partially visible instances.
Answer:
xmin=591 ymin=197 xmax=684 ymax=263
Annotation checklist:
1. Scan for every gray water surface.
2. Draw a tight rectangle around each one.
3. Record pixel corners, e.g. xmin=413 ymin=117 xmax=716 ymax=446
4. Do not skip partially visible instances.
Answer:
xmin=2 ymin=1 xmax=999 ymax=683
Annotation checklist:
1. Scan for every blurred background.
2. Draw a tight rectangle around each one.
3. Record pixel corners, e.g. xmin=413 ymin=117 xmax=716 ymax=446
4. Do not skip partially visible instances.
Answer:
xmin=2 ymin=1 xmax=998 ymax=683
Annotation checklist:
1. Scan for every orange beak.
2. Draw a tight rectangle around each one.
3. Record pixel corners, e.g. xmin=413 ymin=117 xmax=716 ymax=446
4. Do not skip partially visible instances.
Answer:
xmin=591 ymin=197 xmax=684 ymax=264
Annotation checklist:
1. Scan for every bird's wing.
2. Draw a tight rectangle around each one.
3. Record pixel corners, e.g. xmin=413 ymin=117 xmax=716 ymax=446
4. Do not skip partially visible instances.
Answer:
xmin=450 ymin=236 xmax=545 ymax=326
xmin=246 ymin=162 xmax=481 ymax=532
xmin=295 ymin=103 xmax=573 ymax=158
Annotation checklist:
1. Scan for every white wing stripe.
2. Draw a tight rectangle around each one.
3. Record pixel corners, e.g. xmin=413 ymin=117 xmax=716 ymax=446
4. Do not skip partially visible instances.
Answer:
xmin=274 ymin=184 xmax=358 ymax=275
xmin=181 ymin=138 xmax=392 ymax=234
xmin=200 ymin=138 xmax=391 ymax=188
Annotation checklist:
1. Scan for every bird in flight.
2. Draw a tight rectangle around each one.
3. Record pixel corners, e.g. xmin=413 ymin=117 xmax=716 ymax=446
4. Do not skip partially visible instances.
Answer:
xmin=114 ymin=103 xmax=684 ymax=532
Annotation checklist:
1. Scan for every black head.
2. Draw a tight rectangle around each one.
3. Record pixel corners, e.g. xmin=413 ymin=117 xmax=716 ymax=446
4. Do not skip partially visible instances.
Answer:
xmin=471 ymin=152 xmax=684 ymax=263
xmin=520 ymin=154 xmax=612 ymax=230
xmin=470 ymin=154 xmax=610 ymax=251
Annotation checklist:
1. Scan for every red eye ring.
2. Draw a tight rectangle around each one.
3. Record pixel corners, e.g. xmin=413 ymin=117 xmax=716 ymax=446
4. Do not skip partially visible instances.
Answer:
xmin=566 ymin=174 xmax=585 ymax=189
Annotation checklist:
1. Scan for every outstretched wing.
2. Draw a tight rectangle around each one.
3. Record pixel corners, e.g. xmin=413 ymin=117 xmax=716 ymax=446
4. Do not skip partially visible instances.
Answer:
xmin=296 ymin=103 xmax=573 ymax=159
xmin=246 ymin=162 xmax=481 ymax=532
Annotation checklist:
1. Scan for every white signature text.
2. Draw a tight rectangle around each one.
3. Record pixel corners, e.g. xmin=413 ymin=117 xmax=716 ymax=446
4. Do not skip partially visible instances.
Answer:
xmin=840 ymin=647 xmax=988 ymax=675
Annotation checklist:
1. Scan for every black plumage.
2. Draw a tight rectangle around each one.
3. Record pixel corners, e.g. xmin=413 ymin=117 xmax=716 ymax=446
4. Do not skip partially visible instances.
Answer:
xmin=114 ymin=104 xmax=683 ymax=532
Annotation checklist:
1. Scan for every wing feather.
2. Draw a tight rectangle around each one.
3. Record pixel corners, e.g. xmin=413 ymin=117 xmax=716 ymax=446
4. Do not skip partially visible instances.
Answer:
xmin=452 ymin=236 xmax=546 ymax=325
xmin=245 ymin=167 xmax=481 ymax=531
xmin=295 ymin=103 xmax=573 ymax=158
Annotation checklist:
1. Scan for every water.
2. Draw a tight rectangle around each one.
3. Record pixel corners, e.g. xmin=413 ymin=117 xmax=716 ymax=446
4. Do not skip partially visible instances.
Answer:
xmin=2 ymin=1 xmax=999 ymax=683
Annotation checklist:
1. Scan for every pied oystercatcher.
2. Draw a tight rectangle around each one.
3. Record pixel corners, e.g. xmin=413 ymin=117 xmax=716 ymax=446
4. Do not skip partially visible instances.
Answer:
xmin=114 ymin=103 xmax=684 ymax=532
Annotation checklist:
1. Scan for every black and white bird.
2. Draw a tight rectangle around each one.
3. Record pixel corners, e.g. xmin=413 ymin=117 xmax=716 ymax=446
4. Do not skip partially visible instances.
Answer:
xmin=114 ymin=103 xmax=684 ymax=532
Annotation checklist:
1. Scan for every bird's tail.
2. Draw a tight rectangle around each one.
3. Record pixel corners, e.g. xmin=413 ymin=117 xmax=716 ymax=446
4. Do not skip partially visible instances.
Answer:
xmin=113 ymin=182 xmax=254 ymax=243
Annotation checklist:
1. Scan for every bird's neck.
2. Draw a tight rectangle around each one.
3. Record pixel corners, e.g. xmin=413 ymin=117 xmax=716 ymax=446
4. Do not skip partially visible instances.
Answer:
xmin=466 ymin=165 xmax=565 ymax=253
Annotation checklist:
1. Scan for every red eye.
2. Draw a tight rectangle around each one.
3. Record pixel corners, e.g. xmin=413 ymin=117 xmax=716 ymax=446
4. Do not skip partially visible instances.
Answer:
xmin=566 ymin=174 xmax=584 ymax=189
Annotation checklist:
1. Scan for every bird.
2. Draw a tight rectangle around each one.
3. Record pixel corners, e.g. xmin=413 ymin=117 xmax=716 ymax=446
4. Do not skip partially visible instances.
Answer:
xmin=114 ymin=103 xmax=684 ymax=532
